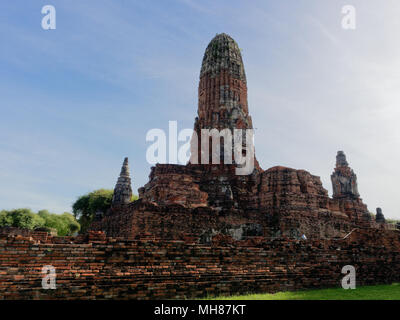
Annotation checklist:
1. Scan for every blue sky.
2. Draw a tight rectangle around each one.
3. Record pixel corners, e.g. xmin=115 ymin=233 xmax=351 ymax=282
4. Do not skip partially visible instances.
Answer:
xmin=1 ymin=0 xmax=399 ymax=219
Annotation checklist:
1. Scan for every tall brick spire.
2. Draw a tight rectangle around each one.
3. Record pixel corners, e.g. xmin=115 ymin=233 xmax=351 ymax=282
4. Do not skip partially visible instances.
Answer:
xmin=112 ymin=157 xmax=132 ymax=205
xmin=331 ymin=151 xmax=360 ymax=199
xmin=196 ymin=33 xmax=253 ymax=131
xmin=191 ymin=33 xmax=259 ymax=169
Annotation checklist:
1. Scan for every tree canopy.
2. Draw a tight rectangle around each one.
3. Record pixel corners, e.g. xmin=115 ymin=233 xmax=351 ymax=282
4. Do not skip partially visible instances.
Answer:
xmin=72 ymin=189 xmax=138 ymax=233
xmin=0 ymin=208 xmax=80 ymax=236
xmin=0 ymin=188 xmax=139 ymax=236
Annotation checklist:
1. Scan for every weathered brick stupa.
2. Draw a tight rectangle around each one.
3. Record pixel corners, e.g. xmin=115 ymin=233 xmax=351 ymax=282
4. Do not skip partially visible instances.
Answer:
xmin=190 ymin=33 xmax=260 ymax=171
xmin=91 ymin=33 xmax=396 ymax=242
xmin=111 ymin=157 xmax=132 ymax=205
xmin=331 ymin=151 xmax=360 ymax=200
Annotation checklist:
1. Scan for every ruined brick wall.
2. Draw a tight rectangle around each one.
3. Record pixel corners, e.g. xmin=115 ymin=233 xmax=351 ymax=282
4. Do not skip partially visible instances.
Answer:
xmin=101 ymin=164 xmax=376 ymax=241
xmin=138 ymin=164 xmax=209 ymax=208
xmin=257 ymin=167 xmax=373 ymax=239
xmin=0 ymin=227 xmax=51 ymax=242
xmin=91 ymin=200 xmax=268 ymax=242
xmin=0 ymin=229 xmax=399 ymax=300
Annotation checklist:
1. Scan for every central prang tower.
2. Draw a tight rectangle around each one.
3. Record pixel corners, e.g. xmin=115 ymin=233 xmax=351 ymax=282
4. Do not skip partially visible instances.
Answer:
xmin=196 ymin=33 xmax=252 ymax=130
xmin=191 ymin=33 xmax=259 ymax=169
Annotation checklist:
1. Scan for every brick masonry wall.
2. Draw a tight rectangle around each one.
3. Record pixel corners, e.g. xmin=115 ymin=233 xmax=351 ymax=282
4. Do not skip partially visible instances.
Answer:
xmin=133 ymin=164 xmax=377 ymax=241
xmin=91 ymin=197 xmax=384 ymax=243
xmin=91 ymin=201 xmax=269 ymax=242
xmin=0 ymin=229 xmax=399 ymax=300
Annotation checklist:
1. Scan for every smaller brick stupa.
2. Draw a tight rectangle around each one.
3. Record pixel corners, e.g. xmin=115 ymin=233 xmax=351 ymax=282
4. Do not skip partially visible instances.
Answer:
xmin=331 ymin=151 xmax=360 ymax=200
xmin=111 ymin=157 xmax=132 ymax=206
xmin=376 ymin=208 xmax=386 ymax=224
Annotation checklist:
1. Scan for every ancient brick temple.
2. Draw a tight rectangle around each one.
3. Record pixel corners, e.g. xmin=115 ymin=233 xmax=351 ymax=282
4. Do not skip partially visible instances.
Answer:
xmin=92 ymin=33 xmax=396 ymax=241
xmin=1 ymin=33 xmax=399 ymax=301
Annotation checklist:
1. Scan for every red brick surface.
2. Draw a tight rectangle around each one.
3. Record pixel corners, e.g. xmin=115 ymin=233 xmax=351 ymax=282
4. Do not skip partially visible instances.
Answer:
xmin=0 ymin=228 xmax=399 ymax=300
xmin=94 ymin=165 xmax=387 ymax=241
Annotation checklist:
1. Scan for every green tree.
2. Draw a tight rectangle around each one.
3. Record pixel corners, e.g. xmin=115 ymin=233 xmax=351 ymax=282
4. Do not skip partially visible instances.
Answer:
xmin=7 ymin=208 xmax=45 ymax=229
xmin=72 ymin=189 xmax=137 ymax=233
xmin=72 ymin=189 xmax=113 ymax=233
xmin=38 ymin=210 xmax=80 ymax=236
xmin=59 ymin=212 xmax=80 ymax=235
xmin=0 ymin=209 xmax=80 ymax=236
xmin=386 ymin=218 xmax=400 ymax=225
xmin=0 ymin=210 xmax=13 ymax=226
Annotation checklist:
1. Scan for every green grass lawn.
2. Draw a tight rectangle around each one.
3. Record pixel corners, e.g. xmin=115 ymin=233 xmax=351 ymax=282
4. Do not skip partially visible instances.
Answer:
xmin=206 ymin=283 xmax=400 ymax=300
